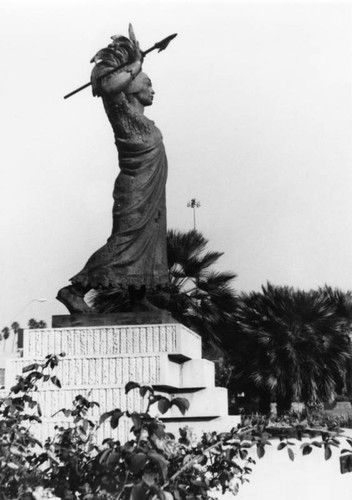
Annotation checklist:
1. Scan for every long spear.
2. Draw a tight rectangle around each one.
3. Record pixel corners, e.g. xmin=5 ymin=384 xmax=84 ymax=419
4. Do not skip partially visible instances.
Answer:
xmin=63 ymin=33 xmax=177 ymax=100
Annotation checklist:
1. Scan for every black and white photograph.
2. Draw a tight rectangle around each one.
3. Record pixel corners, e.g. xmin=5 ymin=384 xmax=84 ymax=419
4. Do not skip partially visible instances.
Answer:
xmin=1 ymin=1 xmax=352 ymax=499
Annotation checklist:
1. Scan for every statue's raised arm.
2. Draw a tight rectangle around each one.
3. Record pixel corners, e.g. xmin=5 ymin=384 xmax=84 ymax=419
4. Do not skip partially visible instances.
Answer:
xmin=90 ymin=25 xmax=143 ymax=98
xmin=57 ymin=25 xmax=170 ymax=315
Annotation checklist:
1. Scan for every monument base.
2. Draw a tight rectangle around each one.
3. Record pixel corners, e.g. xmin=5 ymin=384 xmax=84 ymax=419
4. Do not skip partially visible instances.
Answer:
xmin=6 ymin=322 xmax=239 ymax=443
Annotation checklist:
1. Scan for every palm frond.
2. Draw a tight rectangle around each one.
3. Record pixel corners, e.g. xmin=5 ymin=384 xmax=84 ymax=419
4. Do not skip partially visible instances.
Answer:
xmin=197 ymin=270 xmax=237 ymax=292
xmin=167 ymin=229 xmax=208 ymax=267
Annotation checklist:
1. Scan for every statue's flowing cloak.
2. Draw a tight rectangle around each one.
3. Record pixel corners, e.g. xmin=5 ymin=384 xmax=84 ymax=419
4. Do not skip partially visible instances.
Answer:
xmin=71 ymin=100 xmax=169 ymax=290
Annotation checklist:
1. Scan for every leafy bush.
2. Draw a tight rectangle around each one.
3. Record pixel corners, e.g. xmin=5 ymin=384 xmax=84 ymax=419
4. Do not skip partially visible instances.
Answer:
xmin=1 ymin=356 xmax=351 ymax=499
xmin=0 ymin=354 xmax=63 ymax=499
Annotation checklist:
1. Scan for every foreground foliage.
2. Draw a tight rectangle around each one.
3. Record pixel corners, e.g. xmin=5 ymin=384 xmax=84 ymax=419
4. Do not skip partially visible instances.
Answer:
xmin=1 ymin=358 xmax=352 ymax=499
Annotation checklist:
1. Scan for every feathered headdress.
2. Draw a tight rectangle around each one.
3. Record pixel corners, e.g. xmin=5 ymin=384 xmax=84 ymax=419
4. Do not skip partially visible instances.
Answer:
xmin=90 ymin=24 xmax=141 ymax=96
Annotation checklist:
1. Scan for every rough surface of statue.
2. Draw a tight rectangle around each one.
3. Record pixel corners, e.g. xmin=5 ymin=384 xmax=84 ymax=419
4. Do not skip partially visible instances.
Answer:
xmin=57 ymin=26 xmax=169 ymax=314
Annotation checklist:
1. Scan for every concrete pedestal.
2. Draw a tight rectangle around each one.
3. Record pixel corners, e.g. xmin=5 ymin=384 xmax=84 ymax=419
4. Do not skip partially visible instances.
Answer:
xmin=6 ymin=323 xmax=239 ymax=442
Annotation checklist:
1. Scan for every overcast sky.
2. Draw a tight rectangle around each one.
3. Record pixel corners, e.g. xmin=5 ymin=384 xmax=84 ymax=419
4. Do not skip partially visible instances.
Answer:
xmin=1 ymin=0 xmax=352 ymax=327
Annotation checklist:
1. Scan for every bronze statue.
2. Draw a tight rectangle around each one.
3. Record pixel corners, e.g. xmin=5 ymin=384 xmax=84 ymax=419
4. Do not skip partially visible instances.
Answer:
xmin=57 ymin=26 xmax=171 ymax=314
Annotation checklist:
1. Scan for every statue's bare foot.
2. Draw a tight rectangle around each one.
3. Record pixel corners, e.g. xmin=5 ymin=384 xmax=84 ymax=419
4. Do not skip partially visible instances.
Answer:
xmin=56 ymin=286 xmax=91 ymax=314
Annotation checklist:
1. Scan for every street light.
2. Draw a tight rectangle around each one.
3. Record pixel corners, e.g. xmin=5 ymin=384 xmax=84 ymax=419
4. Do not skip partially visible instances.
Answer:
xmin=9 ymin=298 xmax=47 ymax=324
xmin=187 ymin=198 xmax=201 ymax=230
xmin=7 ymin=298 xmax=47 ymax=354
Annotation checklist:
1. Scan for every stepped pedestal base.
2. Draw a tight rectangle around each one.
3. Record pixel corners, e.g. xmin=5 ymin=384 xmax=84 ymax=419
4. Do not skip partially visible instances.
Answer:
xmin=6 ymin=322 xmax=239 ymax=442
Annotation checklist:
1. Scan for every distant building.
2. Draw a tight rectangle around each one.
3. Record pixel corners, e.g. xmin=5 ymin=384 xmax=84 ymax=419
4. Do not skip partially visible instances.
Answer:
xmin=0 ymin=329 xmax=21 ymax=388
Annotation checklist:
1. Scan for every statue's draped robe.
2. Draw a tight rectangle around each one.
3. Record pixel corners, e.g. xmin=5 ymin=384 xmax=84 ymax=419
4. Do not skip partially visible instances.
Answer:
xmin=71 ymin=97 xmax=169 ymax=290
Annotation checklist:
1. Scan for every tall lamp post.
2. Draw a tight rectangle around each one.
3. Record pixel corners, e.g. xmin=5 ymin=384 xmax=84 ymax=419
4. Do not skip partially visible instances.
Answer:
xmin=187 ymin=198 xmax=201 ymax=230
xmin=9 ymin=298 xmax=47 ymax=324
xmin=7 ymin=298 xmax=47 ymax=354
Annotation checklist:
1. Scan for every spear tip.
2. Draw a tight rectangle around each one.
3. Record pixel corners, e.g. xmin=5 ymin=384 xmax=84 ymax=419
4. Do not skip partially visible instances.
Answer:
xmin=155 ymin=33 xmax=178 ymax=52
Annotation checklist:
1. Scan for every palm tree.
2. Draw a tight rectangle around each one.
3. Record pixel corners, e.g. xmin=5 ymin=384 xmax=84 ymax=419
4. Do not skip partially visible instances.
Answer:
xmin=90 ymin=229 xmax=238 ymax=345
xmin=157 ymin=229 xmax=237 ymax=343
xmin=317 ymin=286 xmax=352 ymax=398
xmin=11 ymin=321 xmax=20 ymax=352
xmin=2 ymin=327 xmax=10 ymax=352
xmin=28 ymin=319 xmax=47 ymax=329
xmin=224 ymin=283 xmax=352 ymax=415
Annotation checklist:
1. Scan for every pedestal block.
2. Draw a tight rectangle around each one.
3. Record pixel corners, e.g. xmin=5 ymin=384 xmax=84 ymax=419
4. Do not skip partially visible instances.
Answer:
xmin=6 ymin=323 xmax=239 ymax=442
xmin=22 ymin=324 xmax=201 ymax=360
xmin=9 ymin=354 xmax=210 ymax=389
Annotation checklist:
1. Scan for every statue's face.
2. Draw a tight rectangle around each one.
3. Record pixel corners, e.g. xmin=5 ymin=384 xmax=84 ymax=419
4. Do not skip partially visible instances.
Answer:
xmin=135 ymin=74 xmax=155 ymax=107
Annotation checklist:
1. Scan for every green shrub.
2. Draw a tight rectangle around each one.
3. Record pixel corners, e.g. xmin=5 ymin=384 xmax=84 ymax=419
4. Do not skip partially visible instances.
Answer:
xmin=1 ymin=356 xmax=351 ymax=499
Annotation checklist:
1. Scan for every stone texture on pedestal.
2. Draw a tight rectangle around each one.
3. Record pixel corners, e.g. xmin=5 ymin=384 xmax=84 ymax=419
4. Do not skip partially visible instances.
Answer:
xmin=22 ymin=324 xmax=201 ymax=360
xmin=7 ymin=322 xmax=239 ymax=442
xmin=8 ymin=355 xmax=214 ymax=392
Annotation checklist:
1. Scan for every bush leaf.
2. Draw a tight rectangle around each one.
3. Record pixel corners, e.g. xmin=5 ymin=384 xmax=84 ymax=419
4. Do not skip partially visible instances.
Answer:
xmin=171 ymin=397 xmax=190 ymax=415
xmin=256 ymin=444 xmax=265 ymax=458
xmin=99 ymin=410 xmax=113 ymax=425
xmin=325 ymin=445 xmax=332 ymax=461
xmin=130 ymin=412 xmax=142 ymax=431
xmin=158 ymin=398 xmax=171 ymax=414
xmin=148 ymin=450 xmax=168 ymax=481
xmin=51 ymin=376 xmax=61 ymax=388
xmin=140 ymin=385 xmax=153 ymax=398
xmin=111 ymin=409 xmax=123 ymax=429
xmin=22 ymin=363 xmax=39 ymax=373
xmin=125 ymin=382 xmax=140 ymax=394
xmin=129 ymin=453 xmax=147 ymax=474
xmin=302 ymin=445 xmax=312 ymax=456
